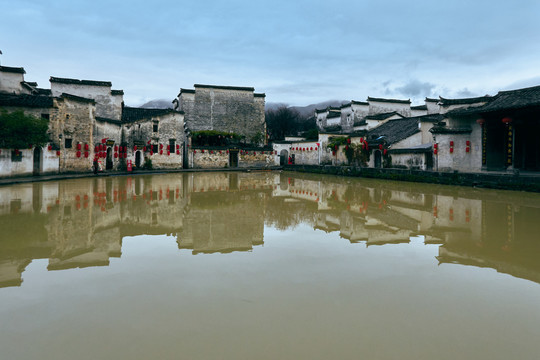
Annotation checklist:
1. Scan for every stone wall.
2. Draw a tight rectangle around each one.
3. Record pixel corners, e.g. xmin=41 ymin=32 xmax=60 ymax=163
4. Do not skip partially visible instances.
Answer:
xmin=0 ymin=68 xmax=25 ymax=94
xmin=178 ymin=85 xmax=266 ymax=144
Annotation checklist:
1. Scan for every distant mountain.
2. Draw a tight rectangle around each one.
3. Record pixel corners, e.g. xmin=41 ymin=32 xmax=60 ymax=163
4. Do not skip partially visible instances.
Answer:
xmin=266 ymin=100 xmax=349 ymax=118
xmin=139 ymin=99 xmax=173 ymax=109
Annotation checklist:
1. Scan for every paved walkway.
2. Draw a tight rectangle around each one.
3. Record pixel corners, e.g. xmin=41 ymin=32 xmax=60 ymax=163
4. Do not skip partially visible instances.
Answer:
xmin=0 ymin=167 xmax=283 ymax=187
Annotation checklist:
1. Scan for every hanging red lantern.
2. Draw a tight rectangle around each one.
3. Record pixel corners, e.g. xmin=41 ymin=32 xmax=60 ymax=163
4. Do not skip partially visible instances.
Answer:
xmin=101 ymin=138 xmax=106 ymax=144
xmin=383 ymin=149 xmax=387 ymax=155
xmin=85 ymin=143 xmax=89 ymax=151
xmin=466 ymin=147 xmax=470 ymax=153
xmin=160 ymin=150 xmax=163 ymax=155
xmin=133 ymin=145 xmax=137 ymax=151
xmin=114 ymin=153 xmax=118 ymax=158
xmin=150 ymin=150 xmax=154 ymax=155
xmin=48 ymin=145 xmax=52 ymax=151
xmin=123 ymin=153 xmax=127 ymax=158
xmin=143 ymin=146 xmax=146 ymax=152
xmin=466 ymin=141 xmax=471 ymax=146
xmin=450 ymin=147 xmax=454 ymax=154
xmin=193 ymin=150 xmax=197 ymax=154
xmin=114 ymin=145 xmax=118 ymax=152
xmin=56 ymin=150 xmax=60 ymax=156
xmin=84 ymin=151 xmax=88 ymax=158
xmin=77 ymin=143 xmax=82 ymax=150
xmin=95 ymin=145 xmax=99 ymax=152
xmin=347 ymin=138 xmax=351 ymax=144
xmin=160 ymin=144 xmax=164 ymax=149
xmin=167 ymin=145 xmax=170 ymax=150
xmin=176 ymin=150 xmax=180 ymax=155
xmin=176 ymin=144 xmax=180 ymax=150
xmin=76 ymin=151 xmax=81 ymax=158
xmin=379 ymin=144 xmax=383 ymax=150
xmin=310 ymin=147 xmax=313 ymax=151
xmin=332 ymin=151 xmax=336 ymax=156
xmin=450 ymin=141 xmax=454 ymax=147
xmin=167 ymin=150 xmax=170 ymax=156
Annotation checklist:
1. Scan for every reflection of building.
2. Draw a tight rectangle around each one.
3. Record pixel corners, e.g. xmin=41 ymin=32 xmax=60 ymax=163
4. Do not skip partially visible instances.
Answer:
xmin=1 ymin=172 xmax=540 ymax=288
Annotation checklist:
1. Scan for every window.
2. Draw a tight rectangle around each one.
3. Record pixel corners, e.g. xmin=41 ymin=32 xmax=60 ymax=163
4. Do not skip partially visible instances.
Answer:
xmin=169 ymin=139 xmax=175 ymax=152
xmin=152 ymin=144 xmax=158 ymax=153
xmin=41 ymin=113 xmax=50 ymax=120
xmin=11 ymin=150 xmax=22 ymax=162
xmin=153 ymin=122 xmax=159 ymax=133
xmin=65 ymin=139 xmax=72 ymax=149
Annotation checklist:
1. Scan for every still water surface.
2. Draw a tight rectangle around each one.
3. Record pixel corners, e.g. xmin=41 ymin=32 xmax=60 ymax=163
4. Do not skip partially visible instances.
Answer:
xmin=1 ymin=171 xmax=539 ymax=359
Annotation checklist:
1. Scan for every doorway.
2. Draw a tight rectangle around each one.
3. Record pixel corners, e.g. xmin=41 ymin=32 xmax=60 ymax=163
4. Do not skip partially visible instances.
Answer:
xmin=374 ymin=150 xmax=382 ymax=168
xmin=229 ymin=149 xmax=239 ymax=167
xmin=135 ymin=151 xmax=142 ymax=168
xmin=106 ymin=147 xmax=113 ymax=170
xmin=279 ymin=149 xmax=288 ymax=166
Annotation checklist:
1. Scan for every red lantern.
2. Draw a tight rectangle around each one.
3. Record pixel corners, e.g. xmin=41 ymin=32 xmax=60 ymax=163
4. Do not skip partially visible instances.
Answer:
xmin=160 ymin=150 xmax=163 ymax=155
xmin=150 ymin=150 xmax=154 ymax=155
xmin=48 ymin=145 xmax=52 ymax=151
xmin=379 ymin=144 xmax=383 ymax=150
xmin=160 ymin=144 xmax=164 ymax=149
xmin=56 ymin=150 xmax=60 ymax=156
xmin=114 ymin=153 xmax=118 ymax=158
xmin=167 ymin=145 xmax=170 ymax=150
xmin=133 ymin=145 xmax=137 ymax=151
xmin=176 ymin=144 xmax=180 ymax=150
xmin=123 ymin=153 xmax=127 ymax=158
xmin=77 ymin=143 xmax=82 ymax=150
xmin=347 ymin=138 xmax=351 ymax=144
xmin=85 ymin=143 xmax=89 ymax=151
xmin=383 ymin=149 xmax=388 ymax=155
xmin=95 ymin=145 xmax=99 ymax=152
xmin=176 ymin=150 xmax=180 ymax=155
xmin=450 ymin=147 xmax=454 ymax=154
xmin=450 ymin=141 xmax=454 ymax=147
xmin=502 ymin=117 xmax=512 ymax=124
xmin=114 ymin=145 xmax=118 ymax=152
xmin=310 ymin=147 xmax=313 ymax=151
xmin=143 ymin=146 xmax=146 ymax=152
xmin=466 ymin=141 xmax=470 ymax=146
xmin=194 ymin=150 xmax=197 ymax=154
xmin=332 ymin=151 xmax=336 ymax=156
xmin=101 ymin=138 xmax=106 ymax=144
xmin=84 ymin=151 xmax=89 ymax=158
xmin=466 ymin=147 xmax=470 ymax=153
xmin=167 ymin=150 xmax=170 ymax=156
xmin=76 ymin=151 xmax=81 ymax=158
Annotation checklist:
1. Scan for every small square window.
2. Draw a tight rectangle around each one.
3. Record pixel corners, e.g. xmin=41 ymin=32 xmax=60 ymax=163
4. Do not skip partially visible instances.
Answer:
xmin=65 ymin=139 xmax=72 ymax=149
xmin=153 ymin=122 xmax=159 ymax=132
xmin=152 ymin=144 xmax=158 ymax=153
xmin=41 ymin=113 xmax=50 ymax=120
xmin=11 ymin=150 xmax=22 ymax=162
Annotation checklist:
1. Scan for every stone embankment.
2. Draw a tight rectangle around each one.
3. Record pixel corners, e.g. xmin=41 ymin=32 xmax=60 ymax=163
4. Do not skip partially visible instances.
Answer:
xmin=284 ymin=165 xmax=540 ymax=192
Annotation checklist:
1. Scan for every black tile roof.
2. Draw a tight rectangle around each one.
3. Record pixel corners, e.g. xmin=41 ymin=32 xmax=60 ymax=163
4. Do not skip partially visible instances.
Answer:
xmin=50 ymin=76 xmax=112 ymax=87
xmin=367 ymin=117 xmax=420 ymax=145
xmin=474 ymin=85 xmax=540 ymax=113
xmin=425 ymin=97 xmax=439 ymax=102
xmin=254 ymin=93 xmax=266 ymax=98
xmin=60 ymin=93 xmax=95 ymax=104
xmin=122 ymin=106 xmax=182 ymax=123
xmin=315 ymin=108 xmax=327 ymax=114
xmin=411 ymin=105 xmax=427 ymax=110
xmin=22 ymin=81 xmax=38 ymax=87
xmin=96 ymin=116 xmax=121 ymax=124
xmin=351 ymin=100 xmax=369 ymax=105
xmin=327 ymin=110 xmax=341 ymax=119
xmin=367 ymin=96 xmax=411 ymax=104
xmin=194 ymin=84 xmax=255 ymax=92
xmin=365 ymin=111 xmax=404 ymax=121
xmin=111 ymin=90 xmax=124 ymax=96
xmin=340 ymin=102 xmax=351 ymax=108
xmin=36 ymin=88 xmax=52 ymax=96
xmin=0 ymin=66 xmax=25 ymax=74
xmin=439 ymin=95 xmax=492 ymax=106
xmin=0 ymin=93 xmax=53 ymax=108
xmin=429 ymin=125 xmax=472 ymax=134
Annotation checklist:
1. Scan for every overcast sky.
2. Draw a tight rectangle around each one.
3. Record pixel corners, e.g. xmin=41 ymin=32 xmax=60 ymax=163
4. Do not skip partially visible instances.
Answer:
xmin=1 ymin=0 xmax=540 ymax=107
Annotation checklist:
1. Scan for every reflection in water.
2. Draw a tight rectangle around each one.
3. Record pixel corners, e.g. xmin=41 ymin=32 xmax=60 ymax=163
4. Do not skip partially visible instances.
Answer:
xmin=1 ymin=171 xmax=539 ymax=287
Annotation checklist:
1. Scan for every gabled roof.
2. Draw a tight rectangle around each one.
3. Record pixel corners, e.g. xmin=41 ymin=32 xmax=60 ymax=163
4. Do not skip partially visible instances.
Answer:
xmin=351 ymin=100 xmax=369 ymax=106
xmin=367 ymin=96 xmax=411 ymax=104
xmin=50 ymin=77 xmax=112 ymax=87
xmin=365 ymin=111 xmax=404 ymax=121
xmin=367 ymin=117 xmax=420 ymax=145
xmin=0 ymin=66 xmax=25 ymax=74
xmin=111 ymin=90 xmax=124 ymax=96
xmin=315 ymin=108 xmax=327 ymax=114
xmin=439 ymin=95 xmax=492 ymax=106
xmin=411 ymin=105 xmax=427 ymax=110
xmin=122 ymin=106 xmax=182 ymax=123
xmin=0 ymin=93 xmax=53 ymax=108
xmin=425 ymin=97 xmax=439 ymax=103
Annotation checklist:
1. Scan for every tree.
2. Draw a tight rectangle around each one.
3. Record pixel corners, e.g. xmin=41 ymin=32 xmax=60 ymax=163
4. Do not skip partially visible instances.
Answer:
xmin=0 ymin=109 xmax=50 ymax=149
xmin=265 ymin=106 xmax=302 ymax=141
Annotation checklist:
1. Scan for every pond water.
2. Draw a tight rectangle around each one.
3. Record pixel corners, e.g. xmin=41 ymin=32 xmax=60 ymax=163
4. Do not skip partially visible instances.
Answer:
xmin=1 ymin=171 xmax=539 ymax=360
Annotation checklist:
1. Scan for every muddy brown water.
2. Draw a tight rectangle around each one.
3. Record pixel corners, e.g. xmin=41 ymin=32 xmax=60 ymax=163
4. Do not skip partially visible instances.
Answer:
xmin=1 ymin=171 xmax=539 ymax=360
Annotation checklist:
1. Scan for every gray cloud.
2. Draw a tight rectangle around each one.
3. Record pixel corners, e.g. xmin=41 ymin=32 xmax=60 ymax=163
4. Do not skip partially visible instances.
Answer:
xmin=394 ymin=80 xmax=436 ymax=98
